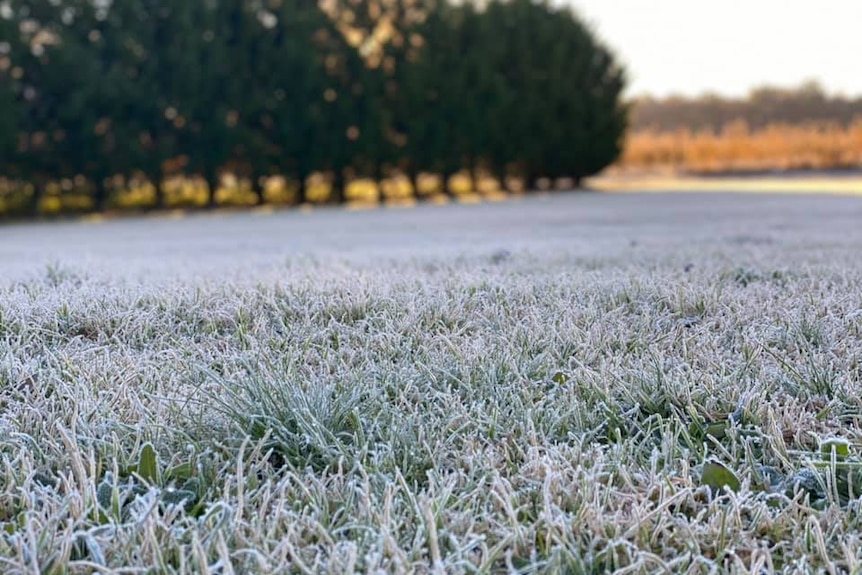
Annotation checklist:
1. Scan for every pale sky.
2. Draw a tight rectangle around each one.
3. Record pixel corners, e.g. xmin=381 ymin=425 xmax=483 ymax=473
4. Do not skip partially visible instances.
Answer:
xmin=566 ymin=0 xmax=862 ymax=98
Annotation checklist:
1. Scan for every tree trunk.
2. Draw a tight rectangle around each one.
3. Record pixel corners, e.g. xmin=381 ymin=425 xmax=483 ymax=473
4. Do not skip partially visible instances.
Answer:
xmin=469 ymin=164 xmax=479 ymax=194
xmin=295 ymin=173 xmax=308 ymax=205
xmin=573 ymin=175 xmax=583 ymax=189
xmin=204 ymin=168 xmax=219 ymax=208
xmin=29 ymin=180 xmax=44 ymax=217
xmin=330 ymin=169 xmax=345 ymax=204
xmin=373 ymin=161 xmax=385 ymax=204
xmin=408 ymin=169 xmax=422 ymax=201
xmin=92 ymin=177 xmax=109 ymax=213
xmin=526 ymin=171 xmax=540 ymax=193
xmin=441 ymin=171 xmax=455 ymax=198
xmin=251 ymin=174 xmax=265 ymax=205
xmin=148 ymin=166 xmax=165 ymax=210
xmin=494 ymin=165 xmax=509 ymax=193
xmin=154 ymin=176 xmax=166 ymax=209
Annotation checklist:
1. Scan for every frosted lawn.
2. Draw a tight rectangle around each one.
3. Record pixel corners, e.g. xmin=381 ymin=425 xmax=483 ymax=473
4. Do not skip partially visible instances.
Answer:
xmin=2 ymin=192 xmax=862 ymax=573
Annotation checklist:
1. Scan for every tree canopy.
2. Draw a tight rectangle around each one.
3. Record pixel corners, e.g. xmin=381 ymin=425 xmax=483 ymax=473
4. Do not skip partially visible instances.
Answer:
xmin=0 ymin=0 xmax=627 ymax=216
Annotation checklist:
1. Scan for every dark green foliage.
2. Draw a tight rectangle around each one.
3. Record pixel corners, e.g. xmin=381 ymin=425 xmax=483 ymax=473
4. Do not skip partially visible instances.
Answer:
xmin=165 ymin=0 xmax=246 ymax=206
xmin=7 ymin=0 xmax=171 ymax=211
xmin=0 ymin=4 xmax=18 ymax=158
xmin=1 ymin=0 xmax=627 ymax=215
xmin=482 ymin=0 xmax=627 ymax=187
xmin=0 ymin=14 xmax=19 ymax=178
xmin=236 ymin=0 xmax=333 ymax=203
xmin=389 ymin=0 xmax=466 ymax=194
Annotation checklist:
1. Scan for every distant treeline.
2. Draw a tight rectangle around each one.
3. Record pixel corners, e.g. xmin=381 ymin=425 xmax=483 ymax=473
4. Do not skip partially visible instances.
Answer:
xmin=622 ymin=83 xmax=862 ymax=173
xmin=0 ymin=0 xmax=626 ymax=217
xmin=630 ymin=82 xmax=862 ymax=133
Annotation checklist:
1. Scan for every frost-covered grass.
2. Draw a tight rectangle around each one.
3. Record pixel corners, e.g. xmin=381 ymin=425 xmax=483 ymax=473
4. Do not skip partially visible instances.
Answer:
xmin=2 ymin=192 xmax=862 ymax=573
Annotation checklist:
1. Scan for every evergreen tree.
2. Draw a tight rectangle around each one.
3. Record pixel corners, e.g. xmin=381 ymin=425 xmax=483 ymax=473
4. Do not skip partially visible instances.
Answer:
xmin=392 ymin=0 xmax=464 ymax=196
xmin=0 ymin=9 xmax=20 ymax=176
xmin=448 ymin=2 xmax=495 ymax=191
xmin=0 ymin=81 xmax=14 ymax=175
xmin=322 ymin=0 xmax=420 ymax=197
xmin=160 ymin=0 xmax=241 ymax=207
xmin=379 ymin=0 xmax=426 ymax=195
xmin=62 ymin=0 xmax=158 ymax=210
xmin=5 ymin=1 xmax=79 ymax=210
xmin=3 ymin=0 xmax=627 ymax=217
xmin=481 ymin=0 xmax=626 ymax=189
xmin=243 ymin=0 xmax=347 ymax=203
xmin=309 ymin=2 xmax=375 ymax=202
xmin=104 ymin=0 xmax=180 ymax=208
xmin=540 ymin=4 xmax=627 ymax=185
xmin=6 ymin=0 xmax=158 ymax=211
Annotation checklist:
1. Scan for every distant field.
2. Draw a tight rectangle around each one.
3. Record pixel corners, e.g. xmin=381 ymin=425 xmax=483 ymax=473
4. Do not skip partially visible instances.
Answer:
xmin=620 ymin=121 xmax=862 ymax=174
xmin=589 ymin=171 xmax=862 ymax=195
xmin=2 ymin=193 xmax=862 ymax=573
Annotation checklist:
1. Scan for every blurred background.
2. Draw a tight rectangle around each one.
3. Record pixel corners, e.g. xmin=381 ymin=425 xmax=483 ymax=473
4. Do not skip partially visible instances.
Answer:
xmin=0 ymin=0 xmax=860 ymax=220
xmin=571 ymin=0 xmax=862 ymax=177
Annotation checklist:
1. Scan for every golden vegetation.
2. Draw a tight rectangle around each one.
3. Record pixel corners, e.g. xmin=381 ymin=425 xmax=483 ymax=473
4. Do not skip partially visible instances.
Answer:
xmin=622 ymin=83 xmax=862 ymax=173
xmin=621 ymin=118 xmax=862 ymax=174
xmin=0 ymin=171 xmax=511 ymax=217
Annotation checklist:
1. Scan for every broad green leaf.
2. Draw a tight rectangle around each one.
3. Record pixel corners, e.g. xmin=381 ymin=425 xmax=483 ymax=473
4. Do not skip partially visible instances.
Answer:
xmin=137 ymin=443 xmax=159 ymax=484
xmin=703 ymin=421 xmax=729 ymax=440
xmin=181 ymin=477 xmax=203 ymax=496
xmin=161 ymin=489 xmax=198 ymax=509
xmin=701 ymin=460 xmax=741 ymax=493
xmin=96 ymin=482 xmax=113 ymax=510
xmin=820 ymin=438 xmax=851 ymax=460
xmin=166 ymin=463 xmax=194 ymax=482
xmin=689 ymin=420 xmax=729 ymax=441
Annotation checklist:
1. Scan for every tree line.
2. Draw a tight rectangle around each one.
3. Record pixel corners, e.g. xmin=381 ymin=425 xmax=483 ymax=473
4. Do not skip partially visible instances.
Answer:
xmin=622 ymin=81 xmax=862 ymax=173
xmin=0 ymin=0 xmax=627 ymax=216
xmin=631 ymin=81 xmax=862 ymax=133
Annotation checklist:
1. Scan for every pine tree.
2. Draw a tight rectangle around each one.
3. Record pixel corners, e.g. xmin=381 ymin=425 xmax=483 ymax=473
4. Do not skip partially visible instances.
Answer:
xmin=318 ymin=0 xmax=439 ymax=197
xmin=5 ymin=0 xmax=627 ymax=217
xmin=322 ymin=0 xmax=393 ymax=193
xmin=538 ymin=4 xmax=626 ymax=185
xmin=6 ymin=0 xmax=158 ymax=212
xmin=393 ymin=0 xmax=465 ymax=196
xmin=237 ymin=0 xmax=347 ymax=204
xmin=108 ymin=0 xmax=181 ymax=208
xmin=0 ymin=10 xmax=19 ymax=178
xmin=164 ymin=0 xmax=241 ymax=207
xmin=7 ymin=0 xmax=101 ymax=211
xmin=481 ymin=0 xmax=626 ymax=188
xmin=64 ymin=0 xmax=157 ymax=210
xmin=310 ymin=2 xmax=376 ymax=203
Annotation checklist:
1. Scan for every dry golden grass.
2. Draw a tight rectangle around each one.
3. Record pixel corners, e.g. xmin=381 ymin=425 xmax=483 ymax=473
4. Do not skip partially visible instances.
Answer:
xmin=621 ymin=119 xmax=862 ymax=173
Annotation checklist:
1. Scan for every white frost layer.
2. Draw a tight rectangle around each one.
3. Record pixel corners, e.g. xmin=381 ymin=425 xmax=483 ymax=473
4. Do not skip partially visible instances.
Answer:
xmin=2 ymin=192 xmax=860 ymax=283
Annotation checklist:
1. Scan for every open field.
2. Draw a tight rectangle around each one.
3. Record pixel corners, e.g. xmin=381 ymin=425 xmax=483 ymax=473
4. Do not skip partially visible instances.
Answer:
xmin=2 ymin=192 xmax=862 ymax=573
xmin=588 ymin=171 xmax=862 ymax=196
xmin=620 ymin=122 xmax=862 ymax=174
